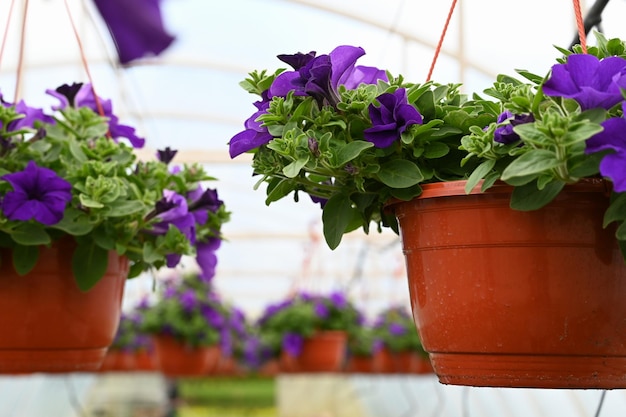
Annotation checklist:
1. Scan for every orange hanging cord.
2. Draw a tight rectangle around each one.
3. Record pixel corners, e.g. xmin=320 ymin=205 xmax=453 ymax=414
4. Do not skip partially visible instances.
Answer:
xmin=62 ymin=0 xmax=107 ymax=119
xmin=0 ymin=0 xmax=17 ymax=75
xmin=572 ymin=0 xmax=588 ymax=53
xmin=426 ymin=0 xmax=458 ymax=82
xmin=13 ymin=0 xmax=28 ymax=103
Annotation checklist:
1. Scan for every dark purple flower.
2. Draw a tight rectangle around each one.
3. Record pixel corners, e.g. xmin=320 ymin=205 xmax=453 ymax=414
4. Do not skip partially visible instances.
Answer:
xmin=92 ymin=0 xmax=175 ymax=65
xmin=196 ymin=237 xmax=221 ymax=282
xmin=1 ymin=161 xmax=72 ymax=225
xmin=329 ymin=292 xmax=347 ymax=309
xmin=372 ymin=339 xmax=384 ymax=353
xmin=220 ymin=328 xmax=233 ymax=357
xmin=282 ymin=333 xmax=304 ymax=357
xmin=188 ymin=186 xmax=223 ymax=225
xmin=270 ymin=45 xmax=387 ymax=107
xmin=364 ymin=88 xmax=423 ymax=148
xmin=389 ymin=322 xmax=406 ymax=336
xmin=179 ymin=289 xmax=196 ymax=312
xmin=46 ymin=83 xmax=145 ymax=148
xmin=277 ymin=51 xmax=316 ymax=70
xmin=493 ymin=111 xmax=535 ymax=144
xmin=153 ymin=189 xmax=196 ymax=240
xmin=585 ymin=103 xmax=626 ymax=191
xmin=201 ymin=304 xmax=224 ymax=328
xmin=542 ymin=54 xmax=626 ymax=111
xmin=156 ymin=147 xmax=177 ymax=164
xmin=314 ymin=302 xmax=329 ymax=319
xmin=229 ymin=97 xmax=273 ymax=158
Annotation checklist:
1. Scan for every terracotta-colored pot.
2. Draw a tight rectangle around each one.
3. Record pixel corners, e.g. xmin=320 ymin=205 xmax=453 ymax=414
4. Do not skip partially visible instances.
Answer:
xmin=134 ymin=349 xmax=158 ymax=371
xmin=0 ymin=239 xmax=128 ymax=373
xmin=346 ymin=354 xmax=376 ymax=373
xmin=280 ymin=330 xmax=347 ymax=373
xmin=391 ymin=179 xmax=626 ymax=388
xmin=372 ymin=347 xmax=396 ymax=374
xmin=99 ymin=349 xmax=135 ymax=372
xmin=153 ymin=335 xmax=220 ymax=377
xmin=257 ymin=359 xmax=279 ymax=377
xmin=213 ymin=352 xmax=245 ymax=377
xmin=394 ymin=351 xmax=433 ymax=374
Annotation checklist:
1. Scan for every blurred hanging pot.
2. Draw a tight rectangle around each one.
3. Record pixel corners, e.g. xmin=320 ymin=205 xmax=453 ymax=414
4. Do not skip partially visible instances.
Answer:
xmin=0 ymin=238 xmax=128 ymax=373
xmin=153 ymin=335 xmax=220 ymax=378
xmin=281 ymin=330 xmax=347 ymax=373
xmin=389 ymin=179 xmax=626 ymax=389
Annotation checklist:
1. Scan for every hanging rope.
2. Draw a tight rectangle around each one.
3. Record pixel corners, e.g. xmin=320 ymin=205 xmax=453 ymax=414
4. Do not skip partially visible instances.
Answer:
xmin=426 ymin=0 xmax=458 ymax=82
xmin=13 ymin=0 xmax=29 ymax=103
xmin=63 ymin=0 xmax=107 ymax=118
xmin=572 ymin=0 xmax=588 ymax=53
xmin=0 ymin=0 xmax=17 ymax=72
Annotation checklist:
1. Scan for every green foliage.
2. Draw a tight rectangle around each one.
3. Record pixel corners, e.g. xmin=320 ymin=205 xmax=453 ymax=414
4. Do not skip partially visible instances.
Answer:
xmin=373 ymin=306 xmax=426 ymax=355
xmin=0 ymin=90 xmax=230 ymax=288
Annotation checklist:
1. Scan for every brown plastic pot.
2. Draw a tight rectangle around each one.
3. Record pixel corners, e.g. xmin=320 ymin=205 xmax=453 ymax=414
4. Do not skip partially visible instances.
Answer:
xmin=390 ymin=179 xmax=626 ymax=388
xmin=153 ymin=335 xmax=220 ymax=377
xmin=0 ymin=239 xmax=128 ymax=373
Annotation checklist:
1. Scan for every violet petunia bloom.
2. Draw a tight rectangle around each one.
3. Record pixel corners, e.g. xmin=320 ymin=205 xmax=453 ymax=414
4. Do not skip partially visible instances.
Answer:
xmin=188 ymin=185 xmax=223 ymax=225
xmin=46 ymin=83 xmax=146 ymax=148
xmin=179 ymin=289 xmax=197 ymax=313
xmin=229 ymin=95 xmax=274 ymax=158
xmin=329 ymin=292 xmax=347 ymax=309
xmin=270 ymin=45 xmax=387 ymax=107
xmin=364 ymin=88 xmax=423 ymax=148
xmin=201 ymin=304 xmax=224 ymax=329
xmin=314 ymin=302 xmax=329 ymax=319
xmin=0 ymin=96 xmax=55 ymax=132
xmin=152 ymin=190 xmax=196 ymax=268
xmin=92 ymin=0 xmax=175 ymax=65
xmin=163 ymin=285 xmax=177 ymax=299
xmin=277 ymin=51 xmax=317 ymax=70
xmin=389 ymin=322 xmax=406 ymax=336
xmin=282 ymin=333 xmax=304 ymax=357
xmin=493 ymin=111 xmax=535 ymax=144
xmin=542 ymin=54 xmax=626 ymax=111
xmin=585 ymin=102 xmax=626 ymax=191
xmin=1 ymin=161 xmax=72 ymax=226
xmin=196 ymin=237 xmax=222 ymax=282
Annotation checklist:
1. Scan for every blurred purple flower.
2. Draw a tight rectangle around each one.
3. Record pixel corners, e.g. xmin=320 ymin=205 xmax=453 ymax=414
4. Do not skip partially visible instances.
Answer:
xmin=196 ymin=237 xmax=221 ymax=282
xmin=282 ymin=333 xmax=304 ymax=357
xmin=156 ymin=147 xmax=177 ymax=164
xmin=329 ymin=292 xmax=347 ymax=309
xmin=389 ymin=322 xmax=406 ymax=336
xmin=201 ymin=304 xmax=224 ymax=328
xmin=314 ymin=302 xmax=329 ymax=319
xmin=179 ymin=289 xmax=196 ymax=313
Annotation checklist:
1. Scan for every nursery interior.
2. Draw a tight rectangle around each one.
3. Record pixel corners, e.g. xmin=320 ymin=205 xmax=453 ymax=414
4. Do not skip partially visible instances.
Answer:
xmin=1 ymin=0 xmax=626 ymax=416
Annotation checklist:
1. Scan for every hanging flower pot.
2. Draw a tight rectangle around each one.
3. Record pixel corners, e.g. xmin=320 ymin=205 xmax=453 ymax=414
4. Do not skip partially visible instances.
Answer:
xmin=0 ymin=239 xmax=128 ymax=373
xmin=281 ymin=331 xmax=348 ymax=373
xmin=390 ymin=179 xmax=626 ymax=388
xmin=153 ymin=335 xmax=220 ymax=378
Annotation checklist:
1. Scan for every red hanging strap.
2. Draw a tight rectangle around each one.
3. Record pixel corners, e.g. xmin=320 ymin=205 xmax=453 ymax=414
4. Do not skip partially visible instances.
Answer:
xmin=572 ymin=0 xmax=588 ymax=53
xmin=426 ymin=0 xmax=458 ymax=82
xmin=0 ymin=0 xmax=17 ymax=72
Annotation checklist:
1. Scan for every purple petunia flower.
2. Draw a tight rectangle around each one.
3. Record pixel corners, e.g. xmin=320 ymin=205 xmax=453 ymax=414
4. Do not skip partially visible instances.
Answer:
xmin=329 ymin=292 xmax=347 ymax=309
xmin=542 ymin=54 xmax=626 ymax=111
xmin=156 ymin=147 xmax=178 ymax=164
xmin=364 ymin=88 xmax=423 ymax=148
xmin=153 ymin=190 xmax=196 ymax=239
xmin=179 ymin=289 xmax=197 ymax=313
xmin=1 ymin=160 xmax=72 ymax=225
xmin=229 ymin=95 xmax=274 ymax=158
xmin=314 ymin=302 xmax=329 ymax=319
xmin=163 ymin=285 xmax=177 ymax=299
xmin=0 ymin=95 xmax=55 ymax=132
xmin=201 ymin=304 xmax=224 ymax=329
xmin=493 ymin=111 xmax=535 ymax=144
xmin=188 ymin=185 xmax=223 ymax=225
xmin=196 ymin=237 xmax=221 ymax=282
xmin=92 ymin=0 xmax=175 ymax=65
xmin=389 ymin=322 xmax=406 ymax=336
xmin=270 ymin=45 xmax=387 ymax=107
xmin=585 ymin=102 xmax=626 ymax=191
xmin=46 ymin=83 xmax=146 ymax=148
xmin=282 ymin=333 xmax=304 ymax=357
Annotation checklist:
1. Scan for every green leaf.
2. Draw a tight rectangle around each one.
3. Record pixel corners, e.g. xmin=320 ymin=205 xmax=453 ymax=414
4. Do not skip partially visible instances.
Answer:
xmin=377 ymin=160 xmax=424 ymax=188
xmin=12 ymin=244 xmax=39 ymax=276
xmin=423 ymin=141 xmax=450 ymax=158
xmin=52 ymin=207 xmax=93 ymax=236
xmin=465 ymin=159 xmax=496 ymax=193
xmin=106 ymin=200 xmax=145 ymax=217
xmin=79 ymin=194 xmax=104 ymax=209
xmin=604 ymin=192 xmax=626 ymax=228
xmin=283 ymin=157 xmax=309 ymax=178
xmin=501 ymin=149 xmax=560 ymax=181
xmin=335 ymin=141 xmax=374 ymax=166
xmin=265 ymin=179 xmax=297 ymax=204
xmin=68 ymin=139 xmax=88 ymax=164
xmin=510 ymin=180 xmax=565 ymax=211
xmin=11 ymin=223 xmax=51 ymax=246
xmin=322 ymin=194 xmax=356 ymax=250
xmin=72 ymin=243 xmax=109 ymax=292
